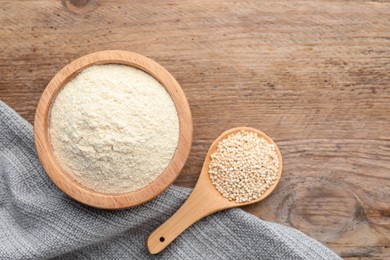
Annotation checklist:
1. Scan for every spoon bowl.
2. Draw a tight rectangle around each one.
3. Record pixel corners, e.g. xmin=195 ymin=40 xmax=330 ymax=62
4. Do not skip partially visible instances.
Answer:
xmin=147 ymin=127 xmax=282 ymax=254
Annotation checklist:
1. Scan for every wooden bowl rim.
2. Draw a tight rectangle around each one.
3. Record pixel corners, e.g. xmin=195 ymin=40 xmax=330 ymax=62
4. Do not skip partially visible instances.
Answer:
xmin=34 ymin=50 xmax=193 ymax=209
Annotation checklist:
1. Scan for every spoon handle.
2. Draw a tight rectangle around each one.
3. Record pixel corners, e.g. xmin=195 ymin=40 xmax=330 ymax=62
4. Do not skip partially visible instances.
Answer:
xmin=147 ymin=182 xmax=221 ymax=254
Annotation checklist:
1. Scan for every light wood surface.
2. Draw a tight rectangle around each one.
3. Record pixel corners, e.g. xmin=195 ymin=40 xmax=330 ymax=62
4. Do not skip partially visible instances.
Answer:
xmin=147 ymin=127 xmax=282 ymax=254
xmin=0 ymin=0 xmax=389 ymax=258
xmin=34 ymin=50 xmax=193 ymax=209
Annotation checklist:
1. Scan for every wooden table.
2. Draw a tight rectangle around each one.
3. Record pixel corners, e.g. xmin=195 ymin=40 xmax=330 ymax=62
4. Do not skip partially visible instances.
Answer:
xmin=1 ymin=0 xmax=389 ymax=258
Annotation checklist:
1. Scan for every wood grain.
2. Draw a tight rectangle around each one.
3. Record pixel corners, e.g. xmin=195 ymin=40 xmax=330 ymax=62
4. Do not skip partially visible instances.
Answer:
xmin=0 ymin=0 xmax=389 ymax=258
xmin=34 ymin=50 xmax=192 ymax=209
xmin=147 ymin=127 xmax=282 ymax=254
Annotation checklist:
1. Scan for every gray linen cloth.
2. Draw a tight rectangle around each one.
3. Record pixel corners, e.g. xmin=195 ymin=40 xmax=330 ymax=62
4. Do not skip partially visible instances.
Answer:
xmin=0 ymin=100 xmax=340 ymax=259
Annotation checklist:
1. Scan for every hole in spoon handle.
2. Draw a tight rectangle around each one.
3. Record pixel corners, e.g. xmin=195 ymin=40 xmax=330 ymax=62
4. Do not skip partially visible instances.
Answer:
xmin=147 ymin=185 xmax=219 ymax=254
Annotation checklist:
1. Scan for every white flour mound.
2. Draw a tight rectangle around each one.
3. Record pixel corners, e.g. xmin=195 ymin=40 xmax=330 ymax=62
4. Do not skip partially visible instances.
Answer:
xmin=49 ymin=64 xmax=179 ymax=194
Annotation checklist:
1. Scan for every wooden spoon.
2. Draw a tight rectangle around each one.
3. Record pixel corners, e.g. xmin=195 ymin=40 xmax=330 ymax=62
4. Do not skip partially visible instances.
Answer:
xmin=147 ymin=127 xmax=283 ymax=254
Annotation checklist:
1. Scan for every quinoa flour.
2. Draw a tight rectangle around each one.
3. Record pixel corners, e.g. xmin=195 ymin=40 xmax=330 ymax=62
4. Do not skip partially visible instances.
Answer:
xmin=49 ymin=64 xmax=179 ymax=194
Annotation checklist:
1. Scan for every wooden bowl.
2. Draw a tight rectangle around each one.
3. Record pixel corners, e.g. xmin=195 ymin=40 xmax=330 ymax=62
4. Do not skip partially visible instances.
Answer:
xmin=34 ymin=50 xmax=192 ymax=209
